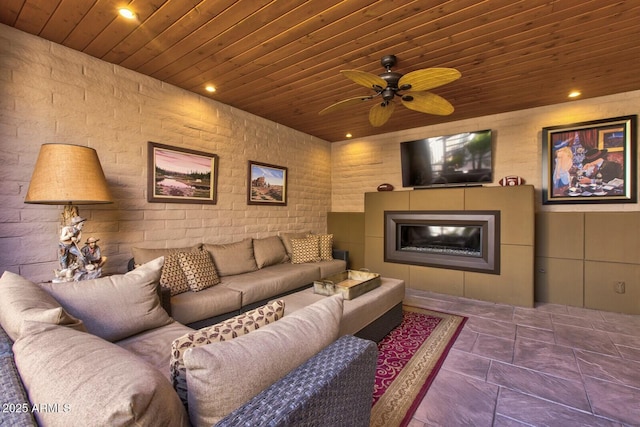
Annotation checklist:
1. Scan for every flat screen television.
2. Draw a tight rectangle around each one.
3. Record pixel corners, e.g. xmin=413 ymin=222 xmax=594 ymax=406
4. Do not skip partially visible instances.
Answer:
xmin=400 ymin=129 xmax=493 ymax=188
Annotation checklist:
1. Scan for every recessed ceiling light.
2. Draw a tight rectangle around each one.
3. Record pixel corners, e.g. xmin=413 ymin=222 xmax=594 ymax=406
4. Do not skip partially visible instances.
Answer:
xmin=345 ymin=133 xmax=353 ymax=138
xmin=568 ymin=90 xmax=581 ymax=98
xmin=205 ymin=85 xmax=216 ymax=93
xmin=118 ymin=8 xmax=137 ymax=20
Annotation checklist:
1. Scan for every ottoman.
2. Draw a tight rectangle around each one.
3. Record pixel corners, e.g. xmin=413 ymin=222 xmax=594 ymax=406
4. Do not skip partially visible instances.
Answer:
xmin=275 ymin=277 xmax=405 ymax=341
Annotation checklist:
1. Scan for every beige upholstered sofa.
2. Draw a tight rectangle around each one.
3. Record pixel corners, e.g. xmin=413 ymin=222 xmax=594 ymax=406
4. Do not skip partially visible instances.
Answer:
xmin=0 ymin=258 xmax=378 ymax=427
xmin=130 ymin=233 xmax=347 ymax=328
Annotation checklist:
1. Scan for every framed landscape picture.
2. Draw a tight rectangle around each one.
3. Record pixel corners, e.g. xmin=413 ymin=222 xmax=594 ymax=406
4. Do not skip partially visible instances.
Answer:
xmin=247 ymin=161 xmax=287 ymax=205
xmin=147 ymin=142 xmax=218 ymax=204
xmin=541 ymin=115 xmax=637 ymax=205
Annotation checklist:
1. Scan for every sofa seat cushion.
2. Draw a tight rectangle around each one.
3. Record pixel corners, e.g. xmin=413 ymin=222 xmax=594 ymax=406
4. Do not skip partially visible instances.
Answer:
xmin=39 ymin=257 xmax=172 ymax=342
xmin=116 ymin=320 xmax=194 ymax=380
xmin=183 ymin=295 xmax=343 ymax=427
xmin=170 ymin=284 xmax=242 ymax=325
xmin=221 ymin=262 xmax=320 ymax=306
xmin=171 ymin=300 xmax=285 ymax=406
xmin=13 ymin=321 xmax=189 ymax=427
xmin=0 ymin=271 xmax=86 ymax=341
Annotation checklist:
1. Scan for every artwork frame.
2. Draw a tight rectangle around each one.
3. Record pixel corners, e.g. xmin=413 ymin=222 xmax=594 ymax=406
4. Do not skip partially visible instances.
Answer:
xmin=542 ymin=115 xmax=637 ymax=205
xmin=247 ymin=161 xmax=288 ymax=206
xmin=147 ymin=141 xmax=218 ymax=204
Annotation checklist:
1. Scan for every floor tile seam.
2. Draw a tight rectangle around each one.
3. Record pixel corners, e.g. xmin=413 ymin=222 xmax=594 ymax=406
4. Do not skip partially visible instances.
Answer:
xmin=580 ymin=372 xmax=640 ymax=392
xmin=499 ymin=358 xmax=588 ymax=387
xmin=575 ymin=342 xmax=634 ymax=358
xmin=495 ymin=386 xmax=599 ymax=420
xmin=487 ymin=358 xmax=587 ymax=387
xmin=513 ymin=321 xmax=554 ymax=333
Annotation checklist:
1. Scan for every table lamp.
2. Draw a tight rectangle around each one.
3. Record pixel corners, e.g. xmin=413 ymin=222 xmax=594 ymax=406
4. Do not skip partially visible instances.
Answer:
xmin=25 ymin=143 xmax=113 ymax=281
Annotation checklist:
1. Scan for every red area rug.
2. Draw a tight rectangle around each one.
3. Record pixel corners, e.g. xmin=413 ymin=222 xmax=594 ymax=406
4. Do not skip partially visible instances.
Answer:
xmin=370 ymin=306 xmax=467 ymax=427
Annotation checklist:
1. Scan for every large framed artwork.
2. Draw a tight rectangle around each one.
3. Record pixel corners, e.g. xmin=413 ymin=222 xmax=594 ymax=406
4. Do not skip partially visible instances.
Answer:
xmin=147 ymin=142 xmax=218 ymax=204
xmin=247 ymin=161 xmax=287 ymax=206
xmin=542 ymin=115 xmax=637 ymax=205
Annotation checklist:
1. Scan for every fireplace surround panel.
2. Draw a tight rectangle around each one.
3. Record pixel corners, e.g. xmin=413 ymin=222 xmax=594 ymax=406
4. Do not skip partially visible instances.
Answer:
xmin=384 ymin=210 xmax=500 ymax=274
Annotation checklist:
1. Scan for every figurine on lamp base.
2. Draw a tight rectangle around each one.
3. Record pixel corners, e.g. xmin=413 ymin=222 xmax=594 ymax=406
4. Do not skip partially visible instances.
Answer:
xmin=53 ymin=215 xmax=106 ymax=282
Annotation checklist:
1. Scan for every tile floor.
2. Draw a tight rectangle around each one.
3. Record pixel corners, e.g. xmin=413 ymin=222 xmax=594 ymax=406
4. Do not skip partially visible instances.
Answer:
xmin=403 ymin=289 xmax=640 ymax=427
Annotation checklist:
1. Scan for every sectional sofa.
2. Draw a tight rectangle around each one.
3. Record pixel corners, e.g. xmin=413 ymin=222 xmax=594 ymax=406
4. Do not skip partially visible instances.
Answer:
xmin=130 ymin=233 xmax=349 ymax=328
xmin=0 ymin=258 xmax=379 ymax=427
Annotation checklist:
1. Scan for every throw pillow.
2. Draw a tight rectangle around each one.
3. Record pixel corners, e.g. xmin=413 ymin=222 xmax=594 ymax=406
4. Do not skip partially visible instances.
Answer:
xmin=0 ymin=271 xmax=86 ymax=341
xmin=278 ymin=231 xmax=310 ymax=258
xmin=203 ymin=239 xmax=258 ymax=277
xmin=316 ymin=233 xmax=334 ymax=260
xmin=184 ymin=295 xmax=343 ymax=427
xmin=290 ymin=235 xmax=320 ymax=263
xmin=177 ymin=251 xmax=220 ymax=292
xmin=39 ymin=257 xmax=172 ymax=342
xmin=170 ymin=300 xmax=285 ymax=406
xmin=252 ymin=236 xmax=288 ymax=268
xmin=161 ymin=252 xmax=190 ymax=296
xmin=13 ymin=321 xmax=189 ymax=427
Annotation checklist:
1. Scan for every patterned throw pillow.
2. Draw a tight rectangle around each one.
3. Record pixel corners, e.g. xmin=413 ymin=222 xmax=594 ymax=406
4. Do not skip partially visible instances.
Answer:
xmin=170 ymin=300 xmax=285 ymax=407
xmin=290 ymin=236 xmax=320 ymax=264
xmin=177 ymin=251 xmax=220 ymax=292
xmin=160 ymin=252 xmax=190 ymax=296
xmin=316 ymin=234 xmax=334 ymax=260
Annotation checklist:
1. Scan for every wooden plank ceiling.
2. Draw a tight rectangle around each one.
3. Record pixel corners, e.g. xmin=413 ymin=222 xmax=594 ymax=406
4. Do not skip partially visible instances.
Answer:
xmin=2 ymin=0 xmax=640 ymax=142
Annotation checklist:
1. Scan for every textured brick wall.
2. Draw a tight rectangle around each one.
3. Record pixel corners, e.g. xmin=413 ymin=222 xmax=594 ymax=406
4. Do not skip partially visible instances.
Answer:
xmin=0 ymin=25 xmax=331 ymax=281
xmin=332 ymin=91 xmax=640 ymax=213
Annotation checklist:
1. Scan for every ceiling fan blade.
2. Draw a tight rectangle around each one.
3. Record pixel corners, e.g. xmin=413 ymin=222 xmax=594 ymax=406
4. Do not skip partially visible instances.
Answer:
xmin=341 ymin=70 xmax=387 ymax=90
xmin=401 ymin=91 xmax=454 ymax=115
xmin=398 ymin=68 xmax=461 ymax=91
xmin=369 ymin=101 xmax=395 ymax=127
xmin=319 ymin=95 xmax=373 ymax=115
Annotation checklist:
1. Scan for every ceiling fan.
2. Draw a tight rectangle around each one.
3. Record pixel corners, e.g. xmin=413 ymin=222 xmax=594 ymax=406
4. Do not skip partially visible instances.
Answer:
xmin=319 ymin=55 xmax=461 ymax=127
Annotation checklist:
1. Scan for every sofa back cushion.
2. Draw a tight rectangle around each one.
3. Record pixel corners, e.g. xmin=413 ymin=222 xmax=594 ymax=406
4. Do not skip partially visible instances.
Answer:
xmin=183 ymin=295 xmax=343 ymax=427
xmin=131 ymin=244 xmax=202 ymax=266
xmin=252 ymin=236 xmax=288 ymax=268
xmin=278 ymin=231 xmax=310 ymax=258
xmin=203 ymin=239 xmax=258 ymax=276
xmin=13 ymin=321 xmax=189 ymax=427
xmin=170 ymin=299 xmax=285 ymax=406
xmin=0 ymin=271 xmax=86 ymax=341
xmin=39 ymin=257 xmax=172 ymax=342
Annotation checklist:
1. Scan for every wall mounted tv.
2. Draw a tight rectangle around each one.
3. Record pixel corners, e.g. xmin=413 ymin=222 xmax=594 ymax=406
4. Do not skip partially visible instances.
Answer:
xmin=400 ymin=129 xmax=493 ymax=188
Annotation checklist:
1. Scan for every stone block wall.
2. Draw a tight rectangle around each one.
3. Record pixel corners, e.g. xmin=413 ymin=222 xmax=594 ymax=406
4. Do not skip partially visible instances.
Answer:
xmin=0 ymin=24 xmax=331 ymax=282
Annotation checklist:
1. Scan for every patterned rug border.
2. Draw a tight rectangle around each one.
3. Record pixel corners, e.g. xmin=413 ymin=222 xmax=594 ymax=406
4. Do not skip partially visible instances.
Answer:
xmin=369 ymin=305 xmax=467 ymax=427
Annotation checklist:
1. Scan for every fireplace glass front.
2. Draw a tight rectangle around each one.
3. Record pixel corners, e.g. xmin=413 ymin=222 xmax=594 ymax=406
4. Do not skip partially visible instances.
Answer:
xmin=385 ymin=211 xmax=500 ymax=274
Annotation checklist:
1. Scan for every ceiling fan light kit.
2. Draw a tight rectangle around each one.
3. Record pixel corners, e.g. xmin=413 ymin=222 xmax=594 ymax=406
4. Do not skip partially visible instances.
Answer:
xmin=320 ymin=55 xmax=460 ymax=127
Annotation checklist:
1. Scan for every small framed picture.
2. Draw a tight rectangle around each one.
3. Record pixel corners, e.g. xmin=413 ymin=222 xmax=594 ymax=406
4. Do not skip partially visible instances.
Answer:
xmin=542 ymin=115 xmax=637 ymax=204
xmin=247 ymin=161 xmax=288 ymax=206
xmin=147 ymin=142 xmax=218 ymax=204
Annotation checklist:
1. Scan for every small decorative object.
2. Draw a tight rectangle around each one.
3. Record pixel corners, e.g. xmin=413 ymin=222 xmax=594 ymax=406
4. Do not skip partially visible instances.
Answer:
xmin=377 ymin=183 xmax=394 ymax=191
xmin=147 ymin=142 xmax=219 ymax=204
xmin=498 ymin=176 xmax=525 ymax=186
xmin=247 ymin=161 xmax=288 ymax=205
xmin=24 ymin=144 xmax=113 ymax=282
xmin=542 ymin=115 xmax=637 ymax=204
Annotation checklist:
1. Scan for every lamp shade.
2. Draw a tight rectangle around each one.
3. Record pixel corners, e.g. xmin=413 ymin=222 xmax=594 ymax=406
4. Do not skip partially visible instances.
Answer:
xmin=25 ymin=144 xmax=113 ymax=205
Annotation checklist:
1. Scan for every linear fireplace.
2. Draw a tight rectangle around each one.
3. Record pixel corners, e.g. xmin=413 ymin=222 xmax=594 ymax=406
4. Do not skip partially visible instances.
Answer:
xmin=384 ymin=210 xmax=500 ymax=274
